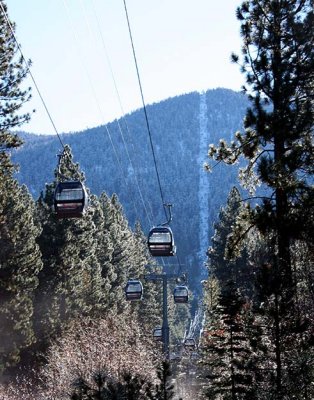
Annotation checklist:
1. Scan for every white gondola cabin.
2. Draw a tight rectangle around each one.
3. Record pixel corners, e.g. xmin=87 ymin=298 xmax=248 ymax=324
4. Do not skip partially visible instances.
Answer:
xmin=54 ymin=181 xmax=88 ymax=218
xmin=173 ymin=285 xmax=189 ymax=303
xmin=184 ymin=337 xmax=196 ymax=349
xmin=148 ymin=226 xmax=176 ymax=257
xmin=125 ymin=279 xmax=143 ymax=301
xmin=153 ymin=327 xmax=163 ymax=341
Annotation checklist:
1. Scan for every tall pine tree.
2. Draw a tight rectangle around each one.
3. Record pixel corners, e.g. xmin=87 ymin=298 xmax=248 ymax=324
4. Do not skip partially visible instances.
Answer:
xmin=209 ymin=2 xmax=313 ymax=396
xmin=0 ymin=0 xmax=42 ymax=371
xmin=208 ymin=0 xmax=314 ymax=304
xmin=0 ymin=180 xmax=42 ymax=371
xmin=208 ymin=187 xmax=252 ymax=296
xmin=0 ymin=0 xmax=31 ymax=173
xmin=34 ymin=145 xmax=103 ymax=347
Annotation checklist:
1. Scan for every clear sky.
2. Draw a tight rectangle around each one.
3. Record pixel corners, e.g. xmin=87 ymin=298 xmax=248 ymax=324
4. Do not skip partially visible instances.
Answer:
xmin=7 ymin=0 xmax=245 ymax=135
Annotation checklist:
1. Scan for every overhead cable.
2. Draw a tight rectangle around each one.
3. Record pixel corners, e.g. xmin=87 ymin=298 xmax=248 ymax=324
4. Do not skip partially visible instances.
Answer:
xmin=62 ymin=0 xmax=141 ymax=220
xmin=122 ymin=0 xmax=168 ymax=222
xmin=87 ymin=0 xmax=154 ymax=227
xmin=0 ymin=2 xmax=65 ymax=149
xmin=122 ymin=0 xmax=183 ymax=272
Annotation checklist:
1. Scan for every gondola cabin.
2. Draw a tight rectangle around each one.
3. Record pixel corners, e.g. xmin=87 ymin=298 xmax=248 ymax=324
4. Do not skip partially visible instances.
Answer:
xmin=148 ymin=226 xmax=176 ymax=257
xmin=153 ymin=327 xmax=163 ymax=341
xmin=184 ymin=337 xmax=196 ymax=349
xmin=125 ymin=279 xmax=143 ymax=301
xmin=54 ymin=181 xmax=88 ymax=218
xmin=173 ymin=285 xmax=189 ymax=303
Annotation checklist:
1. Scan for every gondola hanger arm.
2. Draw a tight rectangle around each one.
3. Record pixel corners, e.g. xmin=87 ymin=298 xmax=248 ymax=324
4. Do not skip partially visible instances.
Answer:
xmin=161 ymin=203 xmax=173 ymax=226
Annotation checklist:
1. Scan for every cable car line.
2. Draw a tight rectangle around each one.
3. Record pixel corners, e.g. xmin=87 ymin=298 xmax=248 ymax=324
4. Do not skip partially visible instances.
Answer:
xmin=175 ymin=253 xmax=183 ymax=277
xmin=122 ymin=0 xmax=181 ymax=269
xmin=86 ymin=0 xmax=154 ymax=228
xmin=65 ymin=0 xmax=176 ymax=261
xmin=122 ymin=0 xmax=168 ymax=222
xmin=68 ymin=2 xmax=191 ymax=357
xmin=3 ymin=0 xmax=184 ymax=285
xmin=2 ymin=2 xmax=90 ymax=220
xmin=5 ymin=0 xmax=187 ymax=311
xmin=122 ymin=1 xmax=185 ymax=275
xmin=62 ymin=0 xmax=143 ymax=222
xmin=0 ymin=2 xmax=65 ymax=149
xmin=4 ymin=1 xmax=193 ymax=346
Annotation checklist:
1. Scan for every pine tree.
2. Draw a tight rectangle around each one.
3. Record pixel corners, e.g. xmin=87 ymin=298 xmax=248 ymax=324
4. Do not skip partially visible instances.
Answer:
xmin=155 ymin=361 xmax=175 ymax=400
xmin=208 ymin=187 xmax=252 ymax=296
xmin=99 ymin=193 xmax=137 ymax=313
xmin=0 ymin=0 xmax=42 ymax=372
xmin=207 ymin=4 xmax=314 ymax=396
xmin=0 ymin=180 xmax=42 ymax=371
xmin=208 ymin=0 xmax=314 ymax=304
xmin=91 ymin=193 xmax=116 ymax=313
xmin=202 ymin=282 xmax=254 ymax=400
xmin=97 ymin=195 xmax=162 ymax=345
xmin=34 ymin=145 xmax=102 ymax=346
xmin=71 ymin=370 xmax=156 ymax=400
xmin=0 ymin=0 xmax=31 ymax=173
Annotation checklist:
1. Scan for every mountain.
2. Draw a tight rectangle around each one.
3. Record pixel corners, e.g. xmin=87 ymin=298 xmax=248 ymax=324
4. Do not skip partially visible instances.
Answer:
xmin=12 ymin=88 xmax=249 ymax=300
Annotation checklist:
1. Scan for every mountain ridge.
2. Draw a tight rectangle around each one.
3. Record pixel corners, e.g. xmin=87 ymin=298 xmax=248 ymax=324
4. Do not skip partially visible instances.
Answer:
xmin=12 ymin=88 xmax=249 ymax=296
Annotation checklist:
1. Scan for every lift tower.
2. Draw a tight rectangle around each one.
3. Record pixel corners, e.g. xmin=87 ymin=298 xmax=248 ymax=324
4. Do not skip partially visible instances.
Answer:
xmin=145 ymin=271 xmax=186 ymax=359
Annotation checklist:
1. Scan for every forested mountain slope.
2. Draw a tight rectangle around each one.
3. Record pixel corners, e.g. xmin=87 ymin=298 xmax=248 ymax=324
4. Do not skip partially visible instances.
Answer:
xmin=13 ymin=88 xmax=249 ymax=297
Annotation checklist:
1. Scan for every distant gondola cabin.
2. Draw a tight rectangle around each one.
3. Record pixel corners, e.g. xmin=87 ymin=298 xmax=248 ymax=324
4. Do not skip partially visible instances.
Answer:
xmin=125 ymin=279 xmax=143 ymax=301
xmin=153 ymin=327 xmax=163 ymax=341
xmin=148 ymin=226 xmax=176 ymax=257
xmin=54 ymin=181 xmax=88 ymax=218
xmin=173 ymin=285 xmax=189 ymax=303
xmin=184 ymin=337 xmax=196 ymax=349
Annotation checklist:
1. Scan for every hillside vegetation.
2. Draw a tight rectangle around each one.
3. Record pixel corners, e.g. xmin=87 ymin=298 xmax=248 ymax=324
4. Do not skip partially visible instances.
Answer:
xmin=1 ymin=0 xmax=313 ymax=399
xmin=13 ymin=88 xmax=248 ymax=297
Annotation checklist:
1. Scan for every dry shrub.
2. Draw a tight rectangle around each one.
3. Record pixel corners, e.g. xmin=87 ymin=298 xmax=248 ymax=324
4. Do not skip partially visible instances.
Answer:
xmin=0 ymin=313 xmax=160 ymax=399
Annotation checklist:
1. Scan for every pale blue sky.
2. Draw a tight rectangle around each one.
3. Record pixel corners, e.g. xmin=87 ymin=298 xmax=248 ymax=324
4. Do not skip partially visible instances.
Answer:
xmin=7 ymin=0 xmax=244 ymax=134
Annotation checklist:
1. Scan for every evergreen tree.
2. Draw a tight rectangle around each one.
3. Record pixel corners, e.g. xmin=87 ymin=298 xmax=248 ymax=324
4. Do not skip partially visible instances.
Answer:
xmin=202 ymin=282 xmax=254 ymax=400
xmin=97 ymin=196 xmax=162 ymax=345
xmin=0 ymin=0 xmax=41 ymax=372
xmin=208 ymin=0 xmax=314 ymax=303
xmin=99 ymin=193 xmax=137 ymax=313
xmin=208 ymin=187 xmax=252 ymax=295
xmin=34 ymin=145 xmax=103 ymax=346
xmin=207 ymin=4 xmax=314 ymax=396
xmin=0 ymin=0 xmax=31 ymax=173
xmin=0 ymin=180 xmax=42 ymax=371
xmin=71 ymin=370 xmax=156 ymax=400
xmin=155 ymin=361 xmax=175 ymax=400
xmin=92 ymin=193 xmax=116 ymax=313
